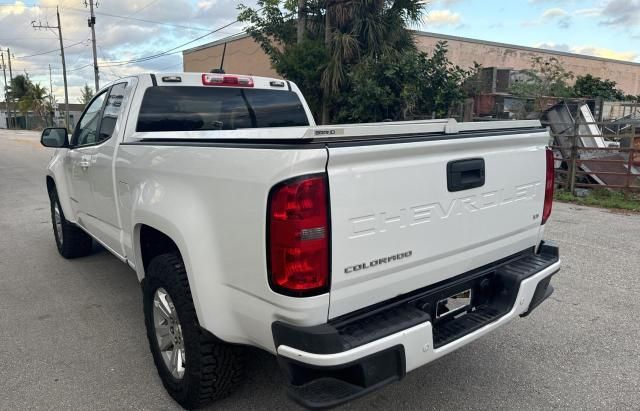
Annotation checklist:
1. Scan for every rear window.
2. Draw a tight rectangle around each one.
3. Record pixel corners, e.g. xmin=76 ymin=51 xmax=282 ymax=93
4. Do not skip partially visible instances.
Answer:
xmin=136 ymin=86 xmax=310 ymax=132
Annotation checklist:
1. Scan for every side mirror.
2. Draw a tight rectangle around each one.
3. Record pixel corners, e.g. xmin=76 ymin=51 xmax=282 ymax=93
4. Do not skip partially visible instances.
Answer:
xmin=41 ymin=128 xmax=70 ymax=148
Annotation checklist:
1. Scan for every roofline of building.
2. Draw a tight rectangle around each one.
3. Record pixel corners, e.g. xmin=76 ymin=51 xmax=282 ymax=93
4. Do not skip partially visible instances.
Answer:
xmin=184 ymin=29 xmax=640 ymax=68
xmin=182 ymin=32 xmax=251 ymax=55
xmin=413 ymin=30 xmax=640 ymax=68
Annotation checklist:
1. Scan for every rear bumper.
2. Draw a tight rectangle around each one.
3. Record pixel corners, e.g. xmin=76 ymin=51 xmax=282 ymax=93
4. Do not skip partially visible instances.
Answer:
xmin=273 ymin=242 xmax=560 ymax=409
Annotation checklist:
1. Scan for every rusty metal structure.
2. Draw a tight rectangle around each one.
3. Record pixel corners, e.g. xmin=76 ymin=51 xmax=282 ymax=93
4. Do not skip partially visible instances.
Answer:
xmin=544 ymin=102 xmax=640 ymax=194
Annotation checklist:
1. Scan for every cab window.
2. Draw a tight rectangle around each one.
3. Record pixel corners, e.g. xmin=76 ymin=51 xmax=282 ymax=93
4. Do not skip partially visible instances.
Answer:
xmin=73 ymin=92 xmax=107 ymax=146
xmin=97 ymin=83 xmax=127 ymax=143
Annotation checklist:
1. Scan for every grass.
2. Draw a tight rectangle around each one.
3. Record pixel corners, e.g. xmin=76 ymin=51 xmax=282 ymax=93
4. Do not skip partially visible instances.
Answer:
xmin=554 ymin=188 xmax=640 ymax=212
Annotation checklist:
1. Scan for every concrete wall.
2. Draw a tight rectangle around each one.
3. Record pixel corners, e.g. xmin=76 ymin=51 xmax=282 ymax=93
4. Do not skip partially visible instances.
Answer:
xmin=414 ymin=32 xmax=640 ymax=96
xmin=183 ymin=32 xmax=640 ymax=95
xmin=183 ymin=35 xmax=279 ymax=78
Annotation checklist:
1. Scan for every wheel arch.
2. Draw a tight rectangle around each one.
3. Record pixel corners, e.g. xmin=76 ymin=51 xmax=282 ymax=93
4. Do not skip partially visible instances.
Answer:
xmin=45 ymin=174 xmax=76 ymax=223
xmin=137 ymin=224 xmax=181 ymax=273
xmin=133 ymin=218 xmax=218 ymax=340
xmin=133 ymin=221 xmax=186 ymax=281
xmin=46 ymin=175 xmax=56 ymax=195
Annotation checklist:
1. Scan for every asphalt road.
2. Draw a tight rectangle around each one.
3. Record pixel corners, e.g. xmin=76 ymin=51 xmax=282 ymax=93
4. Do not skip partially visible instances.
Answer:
xmin=1 ymin=129 xmax=639 ymax=410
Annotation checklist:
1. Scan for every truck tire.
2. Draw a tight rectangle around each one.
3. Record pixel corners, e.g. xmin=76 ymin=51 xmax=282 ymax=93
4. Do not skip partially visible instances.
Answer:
xmin=49 ymin=189 xmax=93 ymax=259
xmin=143 ymin=253 xmax=244 ymax=409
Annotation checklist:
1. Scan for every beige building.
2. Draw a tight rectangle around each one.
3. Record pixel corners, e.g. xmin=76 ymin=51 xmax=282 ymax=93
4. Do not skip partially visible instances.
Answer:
xmin=183 ymin=31 xmax=640 ymax=96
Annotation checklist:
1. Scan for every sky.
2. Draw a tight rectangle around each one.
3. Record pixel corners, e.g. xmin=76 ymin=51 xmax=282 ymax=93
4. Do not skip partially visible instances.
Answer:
xmin=0 ymin=0 xmax=638 ymax=102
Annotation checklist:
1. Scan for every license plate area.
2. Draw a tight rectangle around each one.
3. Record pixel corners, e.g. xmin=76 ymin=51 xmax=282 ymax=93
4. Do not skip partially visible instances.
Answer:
xmin=436 ymin=289 xmax=472 ymax=319
xmin=408 ymin=270 xmax=504 ymax=327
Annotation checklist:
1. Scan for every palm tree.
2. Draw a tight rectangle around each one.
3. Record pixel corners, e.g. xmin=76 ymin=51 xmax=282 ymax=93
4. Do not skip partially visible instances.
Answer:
xmin=297 ymin=0 xmax=306 ymax=43
xmin=320 ymin=0 xmax=424 ymax=123
xmin=239 ymin=0 xmax=426 ymax=123
xmin=30 ymin=84 xmax=49 ymax=125
xmin=17 ymin=83 xmax=49 ymax=128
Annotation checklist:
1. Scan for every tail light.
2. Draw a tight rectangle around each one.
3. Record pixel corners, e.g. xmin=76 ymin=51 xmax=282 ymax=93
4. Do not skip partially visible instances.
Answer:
xmin=542 ymin=147 xmax=555 ymax=225
xmin=267 ymin=175 xmax=330 ymax=297
xmin=202 ymin=73 xmax=254 ymax=87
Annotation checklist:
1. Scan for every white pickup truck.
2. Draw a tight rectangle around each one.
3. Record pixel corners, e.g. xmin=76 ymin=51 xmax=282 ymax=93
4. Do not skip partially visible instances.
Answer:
xmin=40 ymin=72 xmax=560 ymax=410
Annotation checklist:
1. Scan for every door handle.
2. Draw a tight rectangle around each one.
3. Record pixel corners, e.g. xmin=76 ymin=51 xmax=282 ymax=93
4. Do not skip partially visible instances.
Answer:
xmin=79 ymin=154 xmax=92 ymax=170
xmin=447 ymin=158 xmax=485 ymax=192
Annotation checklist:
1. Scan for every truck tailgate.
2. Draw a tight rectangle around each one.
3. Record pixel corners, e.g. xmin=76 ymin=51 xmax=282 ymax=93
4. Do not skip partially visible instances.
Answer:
xmin=326 ymin=128 xmax=549 ymax=319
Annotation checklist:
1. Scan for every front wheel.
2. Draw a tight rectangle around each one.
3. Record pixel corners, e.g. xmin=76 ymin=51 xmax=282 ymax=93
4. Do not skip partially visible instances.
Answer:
xmin=49 ymin=189 xmax=93 ymax=259
xmin=143 ymin=253 xmax=244 ymax=409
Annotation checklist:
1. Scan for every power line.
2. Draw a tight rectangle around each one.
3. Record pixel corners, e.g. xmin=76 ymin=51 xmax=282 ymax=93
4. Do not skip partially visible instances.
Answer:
xmin=0 ymin=3 xmax=222 ymax=34
xmin=65 ymin=7 xmax=213 ymax=32
xmin=13 ymin=40 xmax=88 ymax=59
xmin=101 ymin=49 xmax=183 ymax=67
xmin=66 ymin=63 xmax=93 ymax=73
xmin=60 ymin=29 xmax=244 ymax=72
xmin=5 ymin=8 xmax=252 ymax=74
xmin=31 ymin=6 xmax=70 ymax=128
xmin=0 ymin=37 xmax=85 ymax=41
xmin=99 ymin=21 xmax=246 ymax=68
xmin=127 ymin=0 xmax=160 ymax=16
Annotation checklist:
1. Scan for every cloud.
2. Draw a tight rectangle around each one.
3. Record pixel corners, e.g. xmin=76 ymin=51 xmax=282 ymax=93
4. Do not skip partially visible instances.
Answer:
xmin=574 ymin=8 xmax=601 ymax=17
xmin=573 ymin=46 xmax=638 ymax=62
xmin=540 ymin=8 xmax=572 ymax=28
xmin=0 ymin=0 xmax=258 ymax=100
xmin=424 ymin=9 xmax=461 ymax=26
xmin=557 ymin=16 xmax=572 ymax=29
xmin=197 ymin=1 xmax=215 ymax=11
xmin=523 ymin=7 xmax=572 ymax=28
xmin=536 ymin=42 xmax=571 ymax=52
xmin=535 ymin=42 xmax=638 ymax=62
xmin=530 ymin=1 xmax=638 ymax=28
xmin=541 ymin=8 xmax=567 ymax=18
xmin=599 ymin=0 xmax=640 ymax=25
xmin=0 ymin=0 xmax=28 ymax=15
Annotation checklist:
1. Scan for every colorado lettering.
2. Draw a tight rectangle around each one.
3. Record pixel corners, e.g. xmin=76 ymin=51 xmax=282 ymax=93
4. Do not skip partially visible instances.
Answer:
xmin=344 ymin=251 xmax=413 ymax=274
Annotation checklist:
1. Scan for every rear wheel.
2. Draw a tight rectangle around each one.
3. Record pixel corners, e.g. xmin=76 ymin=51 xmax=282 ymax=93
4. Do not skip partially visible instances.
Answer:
xmin=143 ymin=253 xmax=244 ymax=409
xmin=49 ymin=189 xmax=93 ymax=259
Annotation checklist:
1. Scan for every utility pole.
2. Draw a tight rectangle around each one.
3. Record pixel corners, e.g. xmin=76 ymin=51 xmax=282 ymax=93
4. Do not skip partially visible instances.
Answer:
xmin=48 ymin=64 xmax=55 ymax=126
xmin=86 ymin=0 xmax=99 ymax=91
xmin=32 ymin=7 xmax=70 ymax=129
xmin=297 ymin=0 xmax=306 ymax=44
xmin=48 ymin=64 xmax=54 ymax=107
xmin=1 ymin=51 xmax=8 ymax=129
xmin=56 ymin=8 xmax=70 ymax=129
xmin=7 ymin=48 xmax=15 ymax=129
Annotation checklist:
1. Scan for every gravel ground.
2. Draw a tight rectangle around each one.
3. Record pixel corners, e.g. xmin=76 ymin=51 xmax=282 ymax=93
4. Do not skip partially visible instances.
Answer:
xmin=1 ymin=129 xmax=638 ymax=410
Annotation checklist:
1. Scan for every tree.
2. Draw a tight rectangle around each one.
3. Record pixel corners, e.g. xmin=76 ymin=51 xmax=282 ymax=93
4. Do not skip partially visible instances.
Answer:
xmin=79 ymin=84 xmax=94 ymax=105
xmin=573 ymin=74 xmax=625 ymax=100
xmin=510 ymin=56 xmax=574 ymax=99
xmin=337 ymin=41 xmax=475 ymax=122
xmin=7 ymin=74 xmax=33 ymax=102
xmin=297 ymin=0 xmax=306 ymax=43
xmin=6 ymin=73 xmax=51 ymax=127
xmin=18 ymin=83 xmax=48 ymax=119
xmin=238 ymin=1 xmax=472 ymax=124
